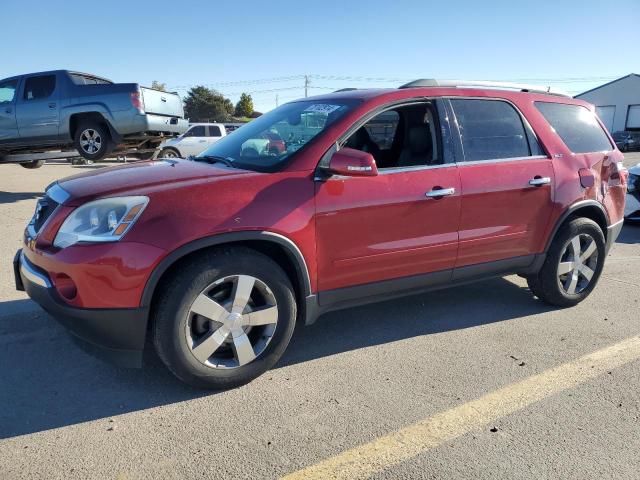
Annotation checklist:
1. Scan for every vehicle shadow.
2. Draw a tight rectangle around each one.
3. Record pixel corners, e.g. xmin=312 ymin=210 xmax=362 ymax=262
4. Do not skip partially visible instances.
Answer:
xmin=616 ymin=223 xmax=640 ymax=244
xmin=0 ymin=277 xmax=552 ymax=440
xmin=0 ymin=191 xmax=42 ymax=204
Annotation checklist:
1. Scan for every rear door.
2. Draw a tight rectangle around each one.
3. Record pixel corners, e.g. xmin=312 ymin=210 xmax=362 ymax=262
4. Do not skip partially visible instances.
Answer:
xmin=448 ymin=98 xmax=554 ymax=269
xmin=15 ymin=73 xmax=60 ymax=143
xmin=206 ymin=124 xmax=224 ymax=147
xmin=0 ymin=78 xmax=19 ymax=144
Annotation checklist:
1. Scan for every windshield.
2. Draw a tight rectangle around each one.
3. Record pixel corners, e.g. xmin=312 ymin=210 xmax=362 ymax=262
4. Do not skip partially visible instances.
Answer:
xmin=197 ymin=99 xmax=357 ymax=171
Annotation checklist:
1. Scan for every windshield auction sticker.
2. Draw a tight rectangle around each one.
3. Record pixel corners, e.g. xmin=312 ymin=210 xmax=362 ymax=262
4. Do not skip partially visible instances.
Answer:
xmin=304 ymin=104 xmax=342 ymax=114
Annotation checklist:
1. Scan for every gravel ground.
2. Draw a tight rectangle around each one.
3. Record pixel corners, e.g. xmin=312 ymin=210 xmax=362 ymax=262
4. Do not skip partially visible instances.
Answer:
xmin=0 ymin=154 xmax=638 ymax=479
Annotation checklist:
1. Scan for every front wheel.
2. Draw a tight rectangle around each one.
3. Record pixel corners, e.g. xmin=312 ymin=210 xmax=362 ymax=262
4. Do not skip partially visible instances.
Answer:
xmin=159 ymin=147 xmax=180 ymax=159
xmin=527 ymin=217 xmax=605 ymax=307
xmin=153 ymin=247 xmax=297 ymax=389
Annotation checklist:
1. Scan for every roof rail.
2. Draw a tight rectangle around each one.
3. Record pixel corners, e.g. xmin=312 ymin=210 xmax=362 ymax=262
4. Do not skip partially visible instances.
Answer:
xmin=398 ymin=79 xmax=570 ymax=97
xmin=333 ymin=87 xmax=359 ymax=92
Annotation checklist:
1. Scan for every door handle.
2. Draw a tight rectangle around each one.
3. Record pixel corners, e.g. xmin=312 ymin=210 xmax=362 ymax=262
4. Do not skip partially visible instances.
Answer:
xmin=425 ymin=187 xmax=455 ymax=198
xmin=48 ymin=103 xmax=56 ymax=109
xmin=198 ymin=139 xmax=207 ymax=143
xmin=4 ymin=108 xmax=11 ymax=114
xmin=528 ymin=176 xmax=551 ymax=187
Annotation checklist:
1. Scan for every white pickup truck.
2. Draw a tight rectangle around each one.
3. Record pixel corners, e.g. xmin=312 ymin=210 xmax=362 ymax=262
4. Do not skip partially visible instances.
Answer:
xmin=159 ymin=123 xmax=226 ymax=158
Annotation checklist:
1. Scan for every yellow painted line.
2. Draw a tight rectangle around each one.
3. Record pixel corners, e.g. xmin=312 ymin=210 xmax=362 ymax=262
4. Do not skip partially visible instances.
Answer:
xmin=282 ymin=335 xmax=640 ymax=480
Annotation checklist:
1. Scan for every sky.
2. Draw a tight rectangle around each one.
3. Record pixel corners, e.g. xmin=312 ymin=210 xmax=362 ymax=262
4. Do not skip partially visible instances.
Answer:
xmin=3 ymin=0 xmax=639 ymax=113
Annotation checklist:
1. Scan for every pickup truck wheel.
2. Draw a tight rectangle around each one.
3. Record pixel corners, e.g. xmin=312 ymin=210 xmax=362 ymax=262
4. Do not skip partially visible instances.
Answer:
xmin=527 ymin=218 xmax=605 ymax=307
xmin=20 ymin=160 xmax=45 ymax=169
xmin=159 ymin=148 xmax=180 ymax=158
xmin=153 ymin=247 xmax=297 ymax=389
xmin=74 ymin=123 xmax=114 ymax=161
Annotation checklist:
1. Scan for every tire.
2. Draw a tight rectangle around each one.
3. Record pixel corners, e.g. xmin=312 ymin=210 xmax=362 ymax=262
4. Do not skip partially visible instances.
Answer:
xmin=20 ymin=160 xmax=45 ymax=169
xmin=159 ymin=148 xmax=181 ymax=159
xmin=153 ymin=247 xmax=297 ymax=389
xmin=73 ymin=121 xmax=114 ymax=161
xmin=527 ymin=217 xmax=605 ymax=307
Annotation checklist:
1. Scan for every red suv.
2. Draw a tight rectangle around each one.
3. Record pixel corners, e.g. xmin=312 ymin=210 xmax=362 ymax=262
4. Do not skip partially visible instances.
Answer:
xmin=15 ymin=80 xmax=627 ymax=389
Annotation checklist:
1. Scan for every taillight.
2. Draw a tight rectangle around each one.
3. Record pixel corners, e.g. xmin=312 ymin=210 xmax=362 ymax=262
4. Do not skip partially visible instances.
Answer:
xmin=609 ymin=159 xmax=628 ymax=187
xmin=130 ymin=91 xmax=144 ymax=114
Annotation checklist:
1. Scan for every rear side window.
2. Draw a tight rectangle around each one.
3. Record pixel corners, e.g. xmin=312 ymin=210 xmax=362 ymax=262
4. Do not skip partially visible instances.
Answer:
xmin=69 ymin=73 xmax=111 ymax=85
xmin=23 ymin=75 xmax=56 ymax=100
xmin=535 ymin=102 xmax=612 ymax=153
xmin=208 ymin=126 xmax=222 ymax=137
xmin=0 ymin=79 xmax=18 ymax=103
xmin=451 ymin=99 xmax=531 ymax=161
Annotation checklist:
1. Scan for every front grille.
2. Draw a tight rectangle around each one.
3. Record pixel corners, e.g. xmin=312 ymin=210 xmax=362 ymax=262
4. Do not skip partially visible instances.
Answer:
xmin=31 ymin=196 xmax=59 ymax=233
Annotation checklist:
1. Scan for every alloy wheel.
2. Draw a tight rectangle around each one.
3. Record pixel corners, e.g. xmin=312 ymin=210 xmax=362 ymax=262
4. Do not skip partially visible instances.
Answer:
xmin=79 ymin=129 xmax=102 ymax=154
xmin=185 ymin=275 xmax=278 ymax=369
xmin=557 ymin=233 xmax=599 ymax=295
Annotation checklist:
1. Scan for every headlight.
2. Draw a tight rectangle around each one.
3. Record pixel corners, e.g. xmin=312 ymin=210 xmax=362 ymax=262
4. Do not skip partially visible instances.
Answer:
xmin=628 ymin=173 xmax=638 ymax=193
xmin=54 ymin=196 xmax=149 ymax=248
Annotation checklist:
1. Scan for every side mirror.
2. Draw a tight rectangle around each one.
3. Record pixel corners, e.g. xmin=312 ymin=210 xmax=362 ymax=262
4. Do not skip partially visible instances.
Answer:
xmin=329 ymin=147 xmax=378 ymax=177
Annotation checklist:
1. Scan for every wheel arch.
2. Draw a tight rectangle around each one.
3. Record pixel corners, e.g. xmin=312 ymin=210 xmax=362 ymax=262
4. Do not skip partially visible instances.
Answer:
xmin=140 ymin=231 xmax=312 ymax=315
xmin=159 ymin=146 xmax=181 ymax=158
xmin=545 ymin=200 xmax=609 ymax=252
xmin=68 ymin=112 xmax=120 ymax=143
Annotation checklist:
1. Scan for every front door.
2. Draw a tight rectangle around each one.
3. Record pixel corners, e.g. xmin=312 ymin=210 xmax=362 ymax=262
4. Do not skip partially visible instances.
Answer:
xmin=448 ymin=98 xmax=554 ymax=268
xmin=0 ymin=78 xmax=19 ymax=145
xmin=179 ymin=125 xmax=208 ymax=156
xmin=15 ymin=74 xmax=60 ymax=144
xmin=315 ymin=100 xmax=461 ymax=294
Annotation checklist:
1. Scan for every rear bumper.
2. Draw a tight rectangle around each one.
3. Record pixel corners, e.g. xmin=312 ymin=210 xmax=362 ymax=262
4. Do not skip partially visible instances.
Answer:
xmin=142 ymin=114 xmax=188 ymax=135
xmin=14 ymin=250 xmax=148 ymax=368
xmin=606 ymin=219 xmax=624 ymax=253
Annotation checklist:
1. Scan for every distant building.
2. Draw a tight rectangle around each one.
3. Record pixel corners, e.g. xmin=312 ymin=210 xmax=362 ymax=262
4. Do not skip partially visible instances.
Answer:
xmin=575 ymin=74 xmax=640 ymax=133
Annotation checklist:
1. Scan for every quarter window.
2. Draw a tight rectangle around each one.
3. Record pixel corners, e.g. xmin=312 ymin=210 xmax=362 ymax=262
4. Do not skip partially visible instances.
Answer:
xmin=451 ymin=99 xmax=532 ymax=161
xmin=23 ymin=75 xmax=56 ymax=101
xmin=0 ymin=79 xmax=17 ymax=103
xmin=535 ymin=102 xmax=612 ymax=153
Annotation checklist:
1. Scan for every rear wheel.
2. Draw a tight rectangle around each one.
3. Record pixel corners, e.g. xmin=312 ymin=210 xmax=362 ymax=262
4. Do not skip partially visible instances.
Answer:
xmin=20 ymin=160 xmax=45 ymax=169
xmin=74 ymin=122 xmax=114 ymax=161
xmin=527 ymin=217 xmax=605 ymax=307
xmin=153 ymin=247 xmax=297 ymax=389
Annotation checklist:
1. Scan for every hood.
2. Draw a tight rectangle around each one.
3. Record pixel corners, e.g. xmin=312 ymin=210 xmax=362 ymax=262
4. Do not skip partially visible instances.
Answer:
xmin=54 ymin=159 xmax=248 ymax=205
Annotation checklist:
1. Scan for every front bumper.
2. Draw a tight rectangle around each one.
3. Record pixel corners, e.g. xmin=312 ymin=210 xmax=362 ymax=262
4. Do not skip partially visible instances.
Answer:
xmin=605 ymin=219 xmax=624 ymax=253
xmin=14 ymin=250 xmax=148 ymax=368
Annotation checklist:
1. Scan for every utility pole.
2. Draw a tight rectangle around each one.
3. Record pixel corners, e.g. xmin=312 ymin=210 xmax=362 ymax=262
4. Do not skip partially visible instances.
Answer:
xmin=275 ymin=94 xmax=279 ymax=107
xmin=304 ymin=74 xmax=309 ymax=97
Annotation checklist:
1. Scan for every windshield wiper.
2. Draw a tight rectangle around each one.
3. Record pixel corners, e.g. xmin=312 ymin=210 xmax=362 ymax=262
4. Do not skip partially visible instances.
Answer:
xmin=191 ymin=155 xmax=236 ymax=168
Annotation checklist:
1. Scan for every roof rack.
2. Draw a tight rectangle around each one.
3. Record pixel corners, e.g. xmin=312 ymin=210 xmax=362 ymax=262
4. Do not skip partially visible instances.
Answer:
xmin=398 ymin=79 xmax=570 ymax=97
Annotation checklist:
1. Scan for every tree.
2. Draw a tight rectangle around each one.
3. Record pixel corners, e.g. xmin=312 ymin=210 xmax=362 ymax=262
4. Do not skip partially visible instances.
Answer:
xmin=183 ymin=86 xmax=234 ymax=122
xmin=151 ymin=80 xmax=166 ymax=91
xmin=234 ymin=93 xmax=254 ymax=118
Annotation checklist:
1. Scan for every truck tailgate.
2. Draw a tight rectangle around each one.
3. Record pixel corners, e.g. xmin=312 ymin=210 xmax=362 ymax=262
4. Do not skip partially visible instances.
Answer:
xmin=141 ymin=88 xmax=184 ymax=117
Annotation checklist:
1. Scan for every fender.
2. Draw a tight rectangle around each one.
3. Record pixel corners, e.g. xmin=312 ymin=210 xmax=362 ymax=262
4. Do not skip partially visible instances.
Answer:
xmin=139 ymin=231 xmax=312 ymax=308
xmin=544 ymin=200 xmax=609 ymax=252
xmin=61 ymin=106 xmax=121 ymax=142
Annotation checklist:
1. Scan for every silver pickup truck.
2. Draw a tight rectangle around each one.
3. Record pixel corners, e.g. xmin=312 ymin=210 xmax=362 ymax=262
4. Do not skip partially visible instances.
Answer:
xmin=0 ymin=70 xmax=188 ymax=165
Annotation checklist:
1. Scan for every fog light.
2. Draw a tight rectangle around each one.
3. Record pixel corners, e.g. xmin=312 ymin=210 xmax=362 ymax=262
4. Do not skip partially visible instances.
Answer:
xmin=54 ymin=273 xmax=77 ymax=301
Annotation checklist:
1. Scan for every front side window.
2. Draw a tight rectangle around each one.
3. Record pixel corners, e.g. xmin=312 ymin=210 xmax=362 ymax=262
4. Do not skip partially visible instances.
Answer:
xmin=451 ymin=99 xmax=531 ymax=161
xmin=23 ymin=75 xmax=56 ymax=101
xmin=342 ymin=102 xmax=441 ymax=169
xmin=198 ymin=99 xmax=357 ymax=171
xmin=535 ymin=102 xmax=612 ymax=153
xmin=0 ymin=79 xmax=17 ymax=103
xmin=185 ymin=126 xmax=206 ymax=137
